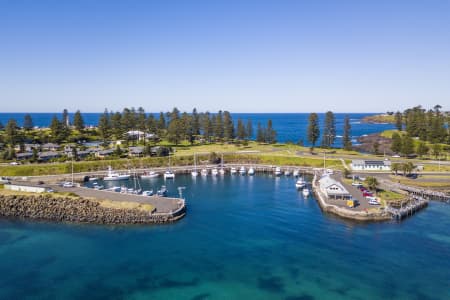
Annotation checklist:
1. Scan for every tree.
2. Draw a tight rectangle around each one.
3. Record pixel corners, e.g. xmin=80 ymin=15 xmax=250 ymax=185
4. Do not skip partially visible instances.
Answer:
xmin=23 ymin=114 xmax=33 ymax=131
xmin=236 ymin=119 xmax=246 ymax=140
xmin=321 ymin=111 xmax=336 ymax=148
xmin=246 ymin=119 xmax=253 ymax=140
xmin=158 ymin=112 xmax=166 ymax=130
xmin=391 ymin=163 xmax=401 ymax=175
xmin=62 ymin=108 xmax=70 ymax=127
xmin=214 ymin=110 xmax=224 ymax=140
xmin=98 ymin=110 xmax=111 ymax=141
xmin=416 ymin=141 xmax=429 ymax=158
xmin=0 ymin=121 xmax=4 ymax=130
xmin=432 ymin=143 xmax=442 ymax=159
xmin=167 ymin=118 xmax=183 ymax=145
xmin=137 ymin=107 xmax=147 ymax=132
xmin=395 ymin=111 xmax=402 ymax=131
xmin=266 ymin=119 xmax=276 ymax=144
xmin=402 ymin=162 xmax=414 ymax=176
xmin=307 ymin=113 xmax=320 ymax=150
xmin=342 ymin=115 xmax=352 ymax=151
xmin=391 ymin=132 xmax=402 ymax=154
xmin=192 ymin=108 xmax=200 ymax=135
xmin=5 ymin=119 xmax=19 ymax=145
xmin=373 ymin=141 xmax=380 ymax=155
xmin=256 ymin=122 xmax=264 ymax=143
xmin=223 ymin=111 xmax=234 ymax=141
xmin=50 ymin=115 xmax=63 ymax=143
xmin=73 ymin=110 xmax=85 ymax=131
xmin=401 ymin=134 xmax=415 ymax=157
xmin=31 ymin=147 xmax=39 ymax=162
xmin=365 ymin=176 xmax=379 ymax=193
xmin=111 ymin=111 xmax=123 ymax=139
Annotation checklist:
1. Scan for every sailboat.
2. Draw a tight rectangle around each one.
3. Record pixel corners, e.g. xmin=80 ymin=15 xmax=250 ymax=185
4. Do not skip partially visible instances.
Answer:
xmin=191 ymin=153 xmax=199 ymax=177
xmin=219 ymin=153 xmax=225 ymax=175
xmin=164 ymin=155 xmax=175 ymax=179
xmin=104 ymin=166 xmax=130 ymax=181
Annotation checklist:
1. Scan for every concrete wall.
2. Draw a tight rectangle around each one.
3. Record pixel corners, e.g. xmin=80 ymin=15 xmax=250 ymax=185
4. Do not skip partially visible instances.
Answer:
xmin=4 ymin=184 xmax=47 ymax=193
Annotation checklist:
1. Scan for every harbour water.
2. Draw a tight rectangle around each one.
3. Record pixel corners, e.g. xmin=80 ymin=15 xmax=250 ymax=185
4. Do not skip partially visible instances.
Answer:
xmin=0 ymin=112 xmax=395 ymax=146
xmin=1 ymin=174 xmax=449 ymax=299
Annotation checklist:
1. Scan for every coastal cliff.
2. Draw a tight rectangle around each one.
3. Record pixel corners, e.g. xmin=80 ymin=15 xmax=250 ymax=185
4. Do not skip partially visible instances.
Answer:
xmin=0 ymin=193 xmax=185 ymax=224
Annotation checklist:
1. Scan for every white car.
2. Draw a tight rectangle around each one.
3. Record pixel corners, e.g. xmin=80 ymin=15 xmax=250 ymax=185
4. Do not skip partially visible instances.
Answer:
xmin=9 ymin=161 xmax=20 ymax=165
xmin=62 ymin=182 xmax=74 ymax=188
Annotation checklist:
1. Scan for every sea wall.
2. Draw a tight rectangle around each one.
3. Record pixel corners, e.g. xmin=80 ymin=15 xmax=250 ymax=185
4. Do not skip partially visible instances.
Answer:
xmin=0 ymin=194 xmax=185 ymax=224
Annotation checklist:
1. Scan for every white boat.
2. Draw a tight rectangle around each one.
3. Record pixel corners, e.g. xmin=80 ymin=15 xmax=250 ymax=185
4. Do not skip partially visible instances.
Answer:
xmin=89 ymin=177 xmax=99 ymax=181
xmin=109 ymin=186 xmax=121 ymax=192
xmin=293 ymin=170 xmax=300 ymax=177
xmin=142 ymin=190 xmax=154 ymax=196
xmin=164 ymin=171 xmax=175 ymax=179
xmin=104 ymin=166 xmax=130 ymax=181
xmin=141 ymin=171 xmax=159 ymax=179
xmin=211 ymin=168 xmax=219 ymax=176
xmin=219 ymin=168 xmax=225 ymax=175
xmin=295 ymin=177 xmax=306 ymax=189
xmin=248 ymin=167 xmax=255 ymax=175
xmin=274 ymin=167 xmax=282 ymax=176
xmin=285 ymin=170 xmax=291 ymax=176
xmin=192 ymin=153 xmax=199 ymax=177
xmin=302 ymin=188 xmax=310 ymax=197
xmin=201 ymin=168 xmax=208 ymax=176
xmin=230 ymin=167 xmax=237 ymax=174
xmin=239 ymin=166 xmax=246 ymax=175
xmin=157 ymin=185 xmax=168 ymax=197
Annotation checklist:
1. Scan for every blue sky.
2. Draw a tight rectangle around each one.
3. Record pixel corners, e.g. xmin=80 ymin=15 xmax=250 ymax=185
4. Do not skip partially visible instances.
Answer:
xmin=1 ymin=0 xmax=449 ymax=113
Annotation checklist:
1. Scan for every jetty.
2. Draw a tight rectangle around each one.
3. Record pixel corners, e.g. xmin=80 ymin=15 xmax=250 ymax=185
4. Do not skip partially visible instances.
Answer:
xmin=385 ymin=195 xmax=429 ymax=220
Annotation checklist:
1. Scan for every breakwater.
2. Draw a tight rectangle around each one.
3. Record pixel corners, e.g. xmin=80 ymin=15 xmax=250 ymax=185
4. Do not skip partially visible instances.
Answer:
xmin=0 ymin=193 xmax=185 ymax=224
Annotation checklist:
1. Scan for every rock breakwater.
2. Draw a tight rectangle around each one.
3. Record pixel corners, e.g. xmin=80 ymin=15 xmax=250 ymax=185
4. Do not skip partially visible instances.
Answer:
xmin=0 ymin=194 xmax=185 ymax=224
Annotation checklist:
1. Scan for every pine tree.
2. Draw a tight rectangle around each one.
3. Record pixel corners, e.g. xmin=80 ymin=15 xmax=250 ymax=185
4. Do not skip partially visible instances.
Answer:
xmin=246 ymin=119 xmax=253 ymax=140
xmin=223 ymin=111 xmax=234 ymax=141
xmin=236 ymin=119 xmax=246 ymax=140
xmin=158 ymin=112 xmax=166 ymax=130
xmin=73 ymin=110 xmax=85 ymax=131
xmin=23 ymin=114 xmax=33 ymax=131
xmin=146 ymin=114 xmax=157 ymax=133
xmin=395 ymin=111 xmax=402 ymax=131
xmin=342 ymin=115 xmax=352 ymax=151
xmin=5 ymin=119 xmax=19 ymax=145
xmin=192 ymin=108 xmax=200 ymax=135
xmin=266 ymin=119 xmax=276 ymax=144
xmin=111 ymin=111 xmax=123 ymax=139
xmin=50 ymin=115 xmax=62 ymax=143
xmin=137 ymin=107 xmax=147 ymax=132
xmin=307 ymin=113 xmax=320 ymax=149
xmin=401 ymin=134 xmax=414 ymax=157
xmin=321 ymin=111 xmax=336 ymax=148
xmin=0 ymin=121 xmax=4 ymax=130
xmin=202 ymin=112 xmax=213 ymax=142
xmin=256 ymin=122 xmax=265 ymax=143
xmin=98 ymin=109 xmax=111 ymax=141
xmin=62 ymin=109 xmax=70 ymax=127
xmin=214 ymin=110 xmax=224 ymax=140
xmin=391 ymin=132 xmax=402 ymax=154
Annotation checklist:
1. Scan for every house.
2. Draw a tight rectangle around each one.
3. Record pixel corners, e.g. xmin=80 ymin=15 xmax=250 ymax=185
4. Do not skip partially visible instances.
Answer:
xmin=41 ymin=143 xmax=60 ymax=151
xmin=38 ymin=151 xmax=61 ymax=161
xmin=129 ymin=146 xmax=144 ymax=157
xmin=351 ymin=159 xmax=391 ymax=171
xmin=318 ymin=175 xmax=352 ymax=200
xmin=126 ymin=131 xmax=159 ymax=142
xmin=16 ymin=152 xmax=34 ymax=160
xmin=95 ymin=149 xmax=114 ymax=158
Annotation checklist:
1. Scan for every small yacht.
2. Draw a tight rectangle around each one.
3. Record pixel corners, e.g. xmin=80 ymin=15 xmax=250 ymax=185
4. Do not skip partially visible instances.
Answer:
xmin=293 ymin=170 xmax=300 ymax=177
xmin=201 ymin=168 xmax=208 ymax=176
xmin=230 ymin=167 xmax=237 ymax=174
xmin=295 ymin=177 xmax=306 ymax=189
xmin=164 ymin=170 xmax=175 ymax=179
xmin=219 ymin=168 xmax=225 ymax=175
xmin=157 ymin=186 xmax=168 ymax=197
xmin=239 ymin=166 xmax=246 ymax=175
xmin=274 ymin=167 xmax=282 ymax=176
xmin=248 ymin=167 xmax=255 ymax=175
xmin=302 ymin=188 xmax=310 ymax=197
xmin=104 ymin=166 xmax=130 ymax=181
xmin=192 ymin=153 xmax=199 ymax=177
xmin=109 ymin=186 xmax=121 ymax=192
xmin=211 ymin=168 xmax=219 ymax=176
xmin=141 ymin=171 xmax=159 ymax=179
xmin=142 ymin=190 xmax=154 ymax=196
xmin=284 ymin=170 xmax=291 ymax=176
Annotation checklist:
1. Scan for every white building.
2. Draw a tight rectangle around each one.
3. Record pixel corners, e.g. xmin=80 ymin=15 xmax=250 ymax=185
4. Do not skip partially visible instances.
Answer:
xmin=351 ymin=159 xmax=391 ymax=171
xmin=318 ymin=175 xmax=352 ymax=200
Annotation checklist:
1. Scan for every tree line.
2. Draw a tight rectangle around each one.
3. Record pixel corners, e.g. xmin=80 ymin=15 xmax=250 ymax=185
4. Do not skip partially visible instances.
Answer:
xmin=306 ymin=111 xmax=352 ymax=151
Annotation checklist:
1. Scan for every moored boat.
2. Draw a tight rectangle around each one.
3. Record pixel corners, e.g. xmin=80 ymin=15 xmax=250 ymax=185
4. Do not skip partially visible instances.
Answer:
xmin=164 ymin=171 xmax=175 ymax=179
xmin=302 ymin=188 xmax=310 ymax=197
xmin=230 ymin=167 xmax=237 ymax=174
xmin=274 ymin=167 xmax=282 ymax=176
xmin=104 ymin=166 xmax=130 ymax=181
xmin=141 ymin=171 xmax=159 ymax=179
xmin=295 ymin=177 xmax=306 ymax=189
xmin=239 ymin=166 xmax=246 ymax=175
xmin=248 ymin=167 xmax=255 ymax=175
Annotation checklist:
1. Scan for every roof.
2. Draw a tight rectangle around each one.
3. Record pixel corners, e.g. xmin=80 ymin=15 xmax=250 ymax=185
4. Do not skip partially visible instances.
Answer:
xmin=318 ymin=175 xmax=350 ymax=195
xmin=351 ymin=159 xmax=391 ymax=166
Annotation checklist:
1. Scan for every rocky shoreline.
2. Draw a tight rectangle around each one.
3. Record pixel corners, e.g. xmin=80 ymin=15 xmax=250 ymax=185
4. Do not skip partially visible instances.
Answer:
xmin=0 ymin=193 xmax=185 ymax=224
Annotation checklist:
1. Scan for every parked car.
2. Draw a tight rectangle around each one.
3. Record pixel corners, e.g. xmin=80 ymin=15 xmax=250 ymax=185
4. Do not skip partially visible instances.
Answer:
xmin=62 ymin=182 xmax=74 ymax=188
xmin=363 ymin=192 xmax=373 ymax=197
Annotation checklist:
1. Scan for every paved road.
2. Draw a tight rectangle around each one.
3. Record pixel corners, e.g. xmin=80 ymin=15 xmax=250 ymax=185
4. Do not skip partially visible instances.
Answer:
xmin=52 ymin=185 xmax=182 ymax=213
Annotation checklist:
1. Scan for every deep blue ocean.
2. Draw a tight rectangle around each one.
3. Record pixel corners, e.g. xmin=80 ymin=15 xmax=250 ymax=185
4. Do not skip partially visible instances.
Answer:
xmin=1 ymin=175 xmax=449 ymax=299
xmin=0 ymin=112 xmax=395 ymax=146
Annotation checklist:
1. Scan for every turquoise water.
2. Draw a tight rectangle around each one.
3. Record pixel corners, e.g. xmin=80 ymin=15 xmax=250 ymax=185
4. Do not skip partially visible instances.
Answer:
xmin=1 ymin=175 xmax=449 ymax=299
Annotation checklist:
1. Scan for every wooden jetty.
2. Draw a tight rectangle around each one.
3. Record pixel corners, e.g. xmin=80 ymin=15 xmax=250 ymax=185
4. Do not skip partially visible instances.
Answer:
xmin=385 ymin=196 xmax=429 ymax=220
